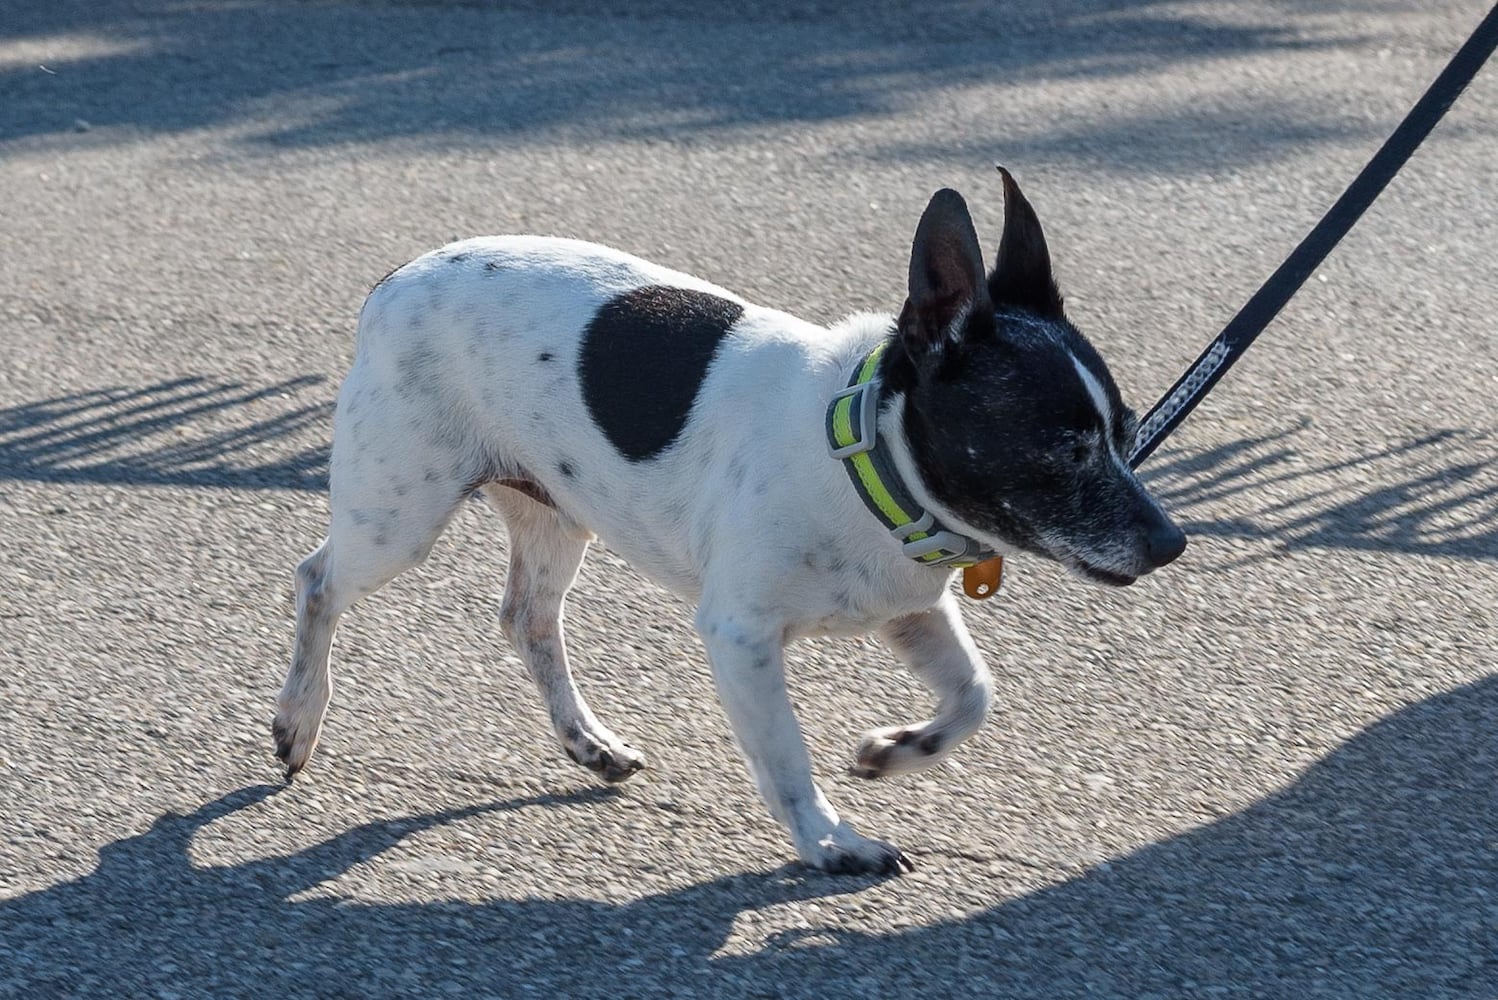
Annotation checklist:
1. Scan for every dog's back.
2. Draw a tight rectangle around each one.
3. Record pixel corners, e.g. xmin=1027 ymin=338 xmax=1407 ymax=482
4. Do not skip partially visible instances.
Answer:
xmin=342 ymin=235 xmax=889 ymax=606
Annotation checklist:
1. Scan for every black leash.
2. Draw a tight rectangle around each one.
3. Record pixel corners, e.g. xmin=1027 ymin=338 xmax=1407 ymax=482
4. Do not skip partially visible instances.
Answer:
xmin=1128 ymin=2 xmax=1498 ymax=470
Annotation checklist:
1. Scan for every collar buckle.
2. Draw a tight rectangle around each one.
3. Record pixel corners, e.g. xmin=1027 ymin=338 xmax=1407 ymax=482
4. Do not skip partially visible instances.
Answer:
xmin=826 ymin=379 xmax=881 ymax=459
xmin=893 ymin=513 xmax=984 ymax=566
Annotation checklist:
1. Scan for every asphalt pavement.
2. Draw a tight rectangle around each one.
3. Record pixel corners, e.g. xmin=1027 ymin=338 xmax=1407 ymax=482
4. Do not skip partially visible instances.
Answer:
xmin=1 ymin=1 xmax=1495 ymax=996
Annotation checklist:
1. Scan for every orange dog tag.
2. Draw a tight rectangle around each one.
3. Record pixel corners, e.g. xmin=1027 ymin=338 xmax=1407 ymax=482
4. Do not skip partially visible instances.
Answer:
xmin=962 ymin=557 xmax=1004 ymax=600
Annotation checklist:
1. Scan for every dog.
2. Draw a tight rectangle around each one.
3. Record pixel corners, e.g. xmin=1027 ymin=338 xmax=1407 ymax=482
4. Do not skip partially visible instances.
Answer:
xmin=273 ymin=169 xmax=1186 ymax=875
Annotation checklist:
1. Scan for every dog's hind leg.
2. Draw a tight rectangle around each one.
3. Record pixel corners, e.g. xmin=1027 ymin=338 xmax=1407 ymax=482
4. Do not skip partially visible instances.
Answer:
xmin=274 ymin=540 xmax=343 ymax=778
xmin=851 ymin=592 xmax=994 ymax=779
xmin=274 ymin=384 xmax=472 ymax=778
xmin=484 ymin=484 xmax=646 ymax=784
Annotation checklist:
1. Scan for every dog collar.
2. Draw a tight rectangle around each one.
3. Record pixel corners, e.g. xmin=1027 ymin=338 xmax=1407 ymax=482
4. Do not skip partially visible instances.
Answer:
xmin=825 ymin=342 xmax=999 ymax=573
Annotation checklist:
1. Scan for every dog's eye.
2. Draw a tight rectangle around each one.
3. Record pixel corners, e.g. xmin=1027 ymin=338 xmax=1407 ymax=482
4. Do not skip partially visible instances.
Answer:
xmin=1071 ymin=441 xmax=1091 ymax=464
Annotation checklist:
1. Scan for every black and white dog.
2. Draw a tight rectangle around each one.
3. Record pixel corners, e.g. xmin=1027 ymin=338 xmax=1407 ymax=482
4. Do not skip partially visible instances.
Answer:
xmin=275 ymin=170 xmax=1185 ymax=874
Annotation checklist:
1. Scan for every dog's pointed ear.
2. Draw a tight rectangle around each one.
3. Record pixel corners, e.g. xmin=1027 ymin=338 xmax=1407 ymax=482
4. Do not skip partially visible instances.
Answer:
xmin=988 ymin=167 xmax=1064 ymax=318
xmin=900 ymin=188 xmax=992 ymax=352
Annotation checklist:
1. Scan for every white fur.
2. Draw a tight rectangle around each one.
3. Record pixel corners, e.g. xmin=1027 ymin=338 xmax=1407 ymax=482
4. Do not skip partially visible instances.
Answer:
xmin=1070 ymin=351 xmax=1114 ymax=431
xmin=274 ymin=236 xmax=996 ymax=874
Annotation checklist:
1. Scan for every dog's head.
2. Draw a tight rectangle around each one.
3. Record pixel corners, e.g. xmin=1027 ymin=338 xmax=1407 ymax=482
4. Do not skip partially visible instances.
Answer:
xmin=885 ymin=170 xmax=1185 ymax=585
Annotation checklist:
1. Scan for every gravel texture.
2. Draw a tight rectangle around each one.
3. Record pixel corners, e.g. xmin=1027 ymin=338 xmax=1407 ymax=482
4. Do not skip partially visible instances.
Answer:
xmin=1 ymin=1 xmax=1495 ymax=996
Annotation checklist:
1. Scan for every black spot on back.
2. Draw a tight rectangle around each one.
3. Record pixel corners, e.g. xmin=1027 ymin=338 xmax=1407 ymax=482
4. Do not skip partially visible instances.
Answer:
xmin=579 ymin=285 xmax=743 ymax=461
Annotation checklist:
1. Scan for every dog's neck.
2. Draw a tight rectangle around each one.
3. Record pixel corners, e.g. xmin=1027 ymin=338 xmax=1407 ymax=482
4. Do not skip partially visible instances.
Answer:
xmin=826 ymin=340 xmax=998 ymax=569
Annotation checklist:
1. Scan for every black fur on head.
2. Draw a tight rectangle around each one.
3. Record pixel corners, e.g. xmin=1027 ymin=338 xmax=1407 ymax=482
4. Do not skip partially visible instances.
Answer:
xmin=882 ymin=171 xmax=1184 ymax=584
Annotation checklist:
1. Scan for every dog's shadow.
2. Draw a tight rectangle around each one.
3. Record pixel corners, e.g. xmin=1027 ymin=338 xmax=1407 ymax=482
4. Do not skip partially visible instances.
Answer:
xmin=0 ymin=782 xmax=870 ymax=996
xmin=4 ymin=676 xmax=1494 ymax=997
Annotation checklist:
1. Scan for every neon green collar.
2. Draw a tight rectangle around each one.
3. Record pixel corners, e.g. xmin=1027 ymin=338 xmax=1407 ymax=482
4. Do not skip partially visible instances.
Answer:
xmin=825 ymin=342 xmax=995 ymax=568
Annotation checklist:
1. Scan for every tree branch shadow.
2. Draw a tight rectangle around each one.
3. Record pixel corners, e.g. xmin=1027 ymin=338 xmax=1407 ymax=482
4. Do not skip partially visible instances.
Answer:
xmin=2 ymin=0 xmax=1377 ymax=172
xmin=3 ymin=377 xmax=1491 ymax=563
xmin=0 ymin=376 xmax=331 ymax=492
xmin=1141 ymin=419 xmax=1498 ymax=562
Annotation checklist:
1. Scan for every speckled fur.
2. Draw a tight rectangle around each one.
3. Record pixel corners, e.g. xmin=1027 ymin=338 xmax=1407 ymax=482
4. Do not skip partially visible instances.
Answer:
xmin=274 ymin=180 xmax=1184 ymax=876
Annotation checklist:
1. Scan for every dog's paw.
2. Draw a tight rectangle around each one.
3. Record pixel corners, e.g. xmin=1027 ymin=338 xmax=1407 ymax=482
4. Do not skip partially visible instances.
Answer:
xmin=850 ymin=724 xmax=947 ymax=780
xmin=801 ymin=825 xmax=914 ymax=876
xmin=271 ymin=709 xmax=321 ymax=781
xmin=563 ymin=731 xmax=647 ymax=784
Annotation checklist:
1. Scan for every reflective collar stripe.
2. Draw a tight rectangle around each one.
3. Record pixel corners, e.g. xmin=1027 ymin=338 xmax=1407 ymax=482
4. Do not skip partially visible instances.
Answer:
xmin=831 ymin=347 xmax=931 ymax=547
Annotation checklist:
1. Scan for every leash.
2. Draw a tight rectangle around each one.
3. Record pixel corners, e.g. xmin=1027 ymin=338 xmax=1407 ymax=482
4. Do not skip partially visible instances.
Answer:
xmin=1127 ymin=2 xmax=1498 ymax=469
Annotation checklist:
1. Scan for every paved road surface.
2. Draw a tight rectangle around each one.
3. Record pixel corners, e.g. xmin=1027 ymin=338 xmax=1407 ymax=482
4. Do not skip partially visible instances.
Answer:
xmin=2 ymin=1 xmax=1495 ymax=996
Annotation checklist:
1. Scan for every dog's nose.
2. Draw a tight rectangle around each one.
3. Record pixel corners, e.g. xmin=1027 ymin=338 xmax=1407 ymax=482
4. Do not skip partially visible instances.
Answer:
xmin=1146 ymin=520 xmax=1188 ymax=568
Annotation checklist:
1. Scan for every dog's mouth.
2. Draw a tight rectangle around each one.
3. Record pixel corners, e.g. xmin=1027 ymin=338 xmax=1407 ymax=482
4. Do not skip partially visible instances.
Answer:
xmin=1069 ymin=558 xmax=1138 ymax=588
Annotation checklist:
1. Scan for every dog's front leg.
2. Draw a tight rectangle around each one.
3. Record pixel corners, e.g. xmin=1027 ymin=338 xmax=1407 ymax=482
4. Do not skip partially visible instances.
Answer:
xmin=852 ymin=591 xmax=994 ymax=779
xmin=695 ymin=608 xmax=912 ymax=875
